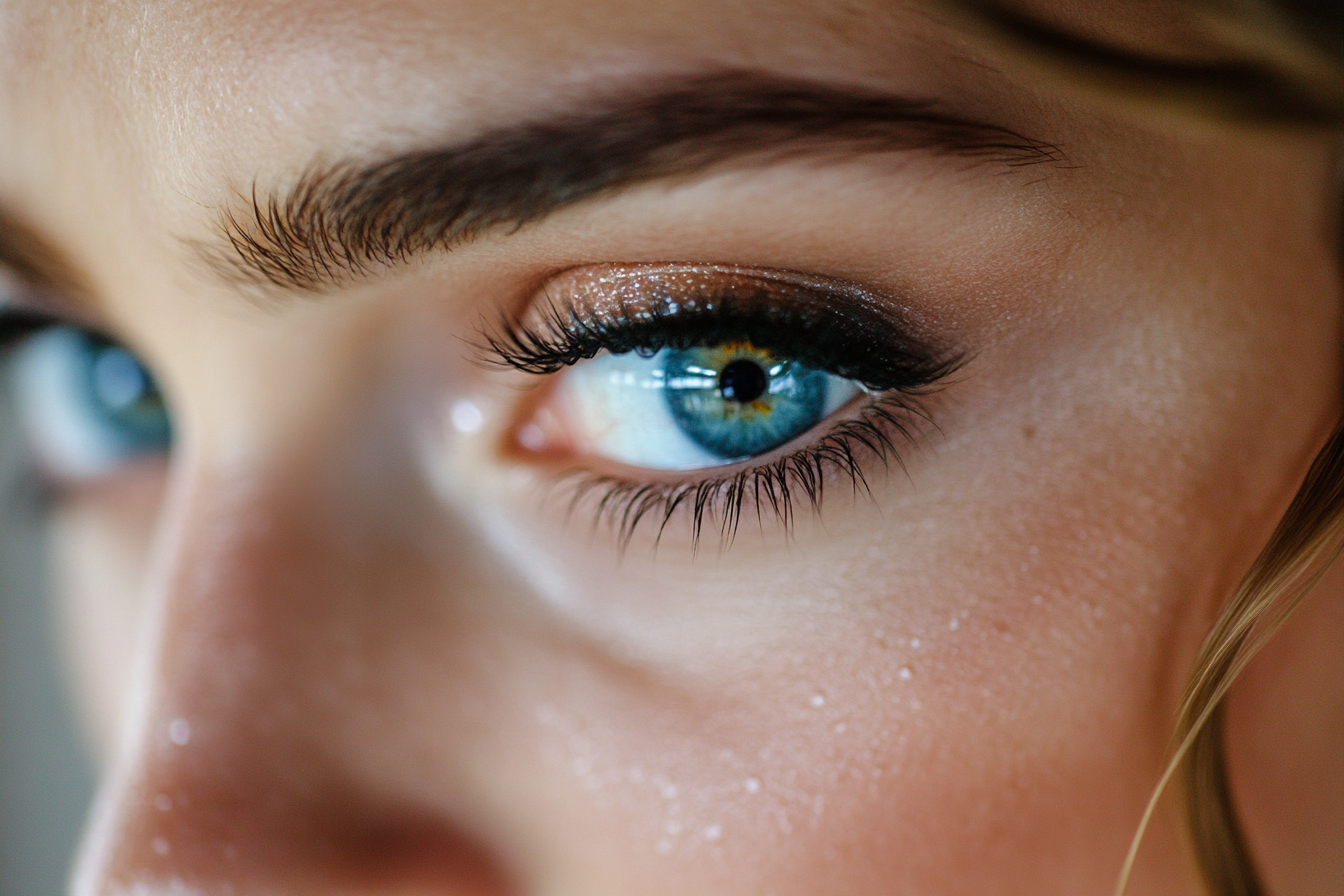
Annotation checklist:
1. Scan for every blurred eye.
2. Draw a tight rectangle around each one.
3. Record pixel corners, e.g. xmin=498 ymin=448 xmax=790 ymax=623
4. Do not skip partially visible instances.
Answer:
xmin=548 ymin=341 xmax=862 ymax=470
xmin=9 ymin=327 xmax=172 ymax=478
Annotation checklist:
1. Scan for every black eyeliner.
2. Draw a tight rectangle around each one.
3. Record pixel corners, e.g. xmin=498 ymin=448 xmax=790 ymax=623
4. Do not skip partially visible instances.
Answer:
xmin=0 ymin=306 xmax=60 ymax=349
xmin=481 ymin=280 xmax=963 ymax=393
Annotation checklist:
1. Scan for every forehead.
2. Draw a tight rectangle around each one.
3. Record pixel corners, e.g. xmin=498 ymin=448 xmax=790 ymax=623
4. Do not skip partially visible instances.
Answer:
xmin=1 ymin=0 xmax=1067 ymax=316
xmin=1 ymin=0 xmax=981 ymax=178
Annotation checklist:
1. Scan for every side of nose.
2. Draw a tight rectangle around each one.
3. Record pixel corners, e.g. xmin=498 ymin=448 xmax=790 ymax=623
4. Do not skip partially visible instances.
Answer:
xmin=69 ymin=463 xmax=519 ymax=896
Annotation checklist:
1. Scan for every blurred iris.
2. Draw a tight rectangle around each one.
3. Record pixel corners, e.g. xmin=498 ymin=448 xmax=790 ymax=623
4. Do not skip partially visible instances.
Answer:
xmin=10 ymin=327 xmax=172 ymax=477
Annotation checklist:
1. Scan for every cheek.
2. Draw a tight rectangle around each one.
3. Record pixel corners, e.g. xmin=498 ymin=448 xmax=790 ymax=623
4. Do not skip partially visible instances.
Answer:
xmin=50 ymin=462 xmax=168 ymax=758
xmin=361 ymin=571 xmax=1169 ymax=894
xmin=383 ymin=490 xmax=1189 ymax=892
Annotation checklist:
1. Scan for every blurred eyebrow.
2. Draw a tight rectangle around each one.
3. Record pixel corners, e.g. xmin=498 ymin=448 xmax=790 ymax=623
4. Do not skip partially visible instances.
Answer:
xmin=0 ymin=204 xmax=90 ymax=307
xmin=210 ymin=71 xmax=1064 ymax=291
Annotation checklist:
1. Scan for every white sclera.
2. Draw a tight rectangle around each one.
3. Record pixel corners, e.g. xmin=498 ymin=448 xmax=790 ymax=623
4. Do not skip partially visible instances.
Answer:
xmin=556 ymin=349 xmax=721 ymax=470
xmin=553 ymin=348 xmax=862 ymax=471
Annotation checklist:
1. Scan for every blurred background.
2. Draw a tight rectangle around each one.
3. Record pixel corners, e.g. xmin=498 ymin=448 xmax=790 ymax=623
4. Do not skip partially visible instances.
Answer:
xmin=0 ymin=355 xmax=96 ymax=896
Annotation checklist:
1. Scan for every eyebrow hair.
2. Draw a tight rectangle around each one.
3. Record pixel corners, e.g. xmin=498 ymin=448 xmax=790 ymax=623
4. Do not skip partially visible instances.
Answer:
xmin=212 ymin=72 xmax=1065 ymax=292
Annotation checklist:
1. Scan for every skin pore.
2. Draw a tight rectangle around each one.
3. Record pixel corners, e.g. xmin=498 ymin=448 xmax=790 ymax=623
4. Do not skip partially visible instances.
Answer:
xmin=1 ymin=1 xmax=1342 ymax=894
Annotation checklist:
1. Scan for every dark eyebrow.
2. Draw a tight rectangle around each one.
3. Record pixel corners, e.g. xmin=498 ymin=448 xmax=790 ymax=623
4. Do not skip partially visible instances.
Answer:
xmin=211 ymin=71 xmax=1065 ymax=292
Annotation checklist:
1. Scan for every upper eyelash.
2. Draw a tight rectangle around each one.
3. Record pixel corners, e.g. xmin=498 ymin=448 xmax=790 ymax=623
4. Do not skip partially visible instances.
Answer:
xmin=478 ymin=285 xmax=962 ymax=391
xmin=0 ymin=306 xmax=62 ymax=348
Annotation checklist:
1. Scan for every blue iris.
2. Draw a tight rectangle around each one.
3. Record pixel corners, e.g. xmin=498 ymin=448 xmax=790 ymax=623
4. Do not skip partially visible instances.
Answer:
xmin=22 ymin=327 xmax=173 ymax=464
xmin=80 ymin=336 xmax=172 ymax=456
xmin=663 ymin=344 xmax=829 ymax=460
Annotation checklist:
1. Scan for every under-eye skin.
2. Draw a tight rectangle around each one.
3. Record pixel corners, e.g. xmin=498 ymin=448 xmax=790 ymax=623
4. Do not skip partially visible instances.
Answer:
xmin=481 ymin=264 xmax=963 ymax=548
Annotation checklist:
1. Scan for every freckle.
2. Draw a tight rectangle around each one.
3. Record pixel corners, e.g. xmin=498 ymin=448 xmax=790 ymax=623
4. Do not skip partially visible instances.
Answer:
xmin=1022 ymin=425 xmax=1036 ymax=439
xmin=168 ymin=719 xmax=191 ymax=746
xmin=151 ymin=837 xmax=170 ymax=856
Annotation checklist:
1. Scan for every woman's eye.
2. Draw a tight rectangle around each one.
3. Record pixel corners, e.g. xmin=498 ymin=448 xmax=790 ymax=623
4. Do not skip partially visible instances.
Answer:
xmin=539 ymin=341 xmax=862 ymax=470
xmin=8 ymin=326 xmax=172 ymax=479
xmin=484 ymin=264 xmax=960 ymax=544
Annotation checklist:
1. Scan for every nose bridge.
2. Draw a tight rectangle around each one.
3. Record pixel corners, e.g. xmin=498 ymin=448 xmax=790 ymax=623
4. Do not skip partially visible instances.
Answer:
xmin=71 ymin=461 xmax=517 ymax=896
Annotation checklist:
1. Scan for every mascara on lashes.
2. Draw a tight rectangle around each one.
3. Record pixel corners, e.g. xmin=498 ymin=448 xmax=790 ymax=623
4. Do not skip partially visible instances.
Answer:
xmin=481 ymin=265 xmax=962 ymax=391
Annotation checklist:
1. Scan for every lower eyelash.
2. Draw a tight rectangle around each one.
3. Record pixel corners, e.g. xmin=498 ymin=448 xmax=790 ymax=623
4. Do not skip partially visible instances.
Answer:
xmin=555 ymin=392 xmax=934 ymax=553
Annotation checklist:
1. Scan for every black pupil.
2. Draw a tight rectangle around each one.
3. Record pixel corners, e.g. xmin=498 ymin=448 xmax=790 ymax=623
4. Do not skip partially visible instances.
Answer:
xmin=719 ymin=359 xmax=769 ymax=403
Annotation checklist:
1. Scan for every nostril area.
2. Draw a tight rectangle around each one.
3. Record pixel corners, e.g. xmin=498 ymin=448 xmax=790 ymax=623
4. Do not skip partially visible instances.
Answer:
xmin=103 ymin=795 xmax=522 ymax=896
xmin=91 ymin=728 xmax=521 ymax=896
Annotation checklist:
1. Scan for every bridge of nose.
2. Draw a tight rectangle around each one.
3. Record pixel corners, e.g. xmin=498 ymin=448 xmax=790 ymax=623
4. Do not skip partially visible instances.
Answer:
xmin=68 ymin=460 xmax=534 ymax=896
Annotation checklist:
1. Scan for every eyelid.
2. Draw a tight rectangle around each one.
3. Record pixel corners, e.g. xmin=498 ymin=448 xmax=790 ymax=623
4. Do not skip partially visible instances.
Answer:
xmin=482 ymin=262 xmax=964 ymax=390
xmin=0 ymin=272 xmax=115 ymax=350
xmin=521 ymin=263 xmax=902 ymax=342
